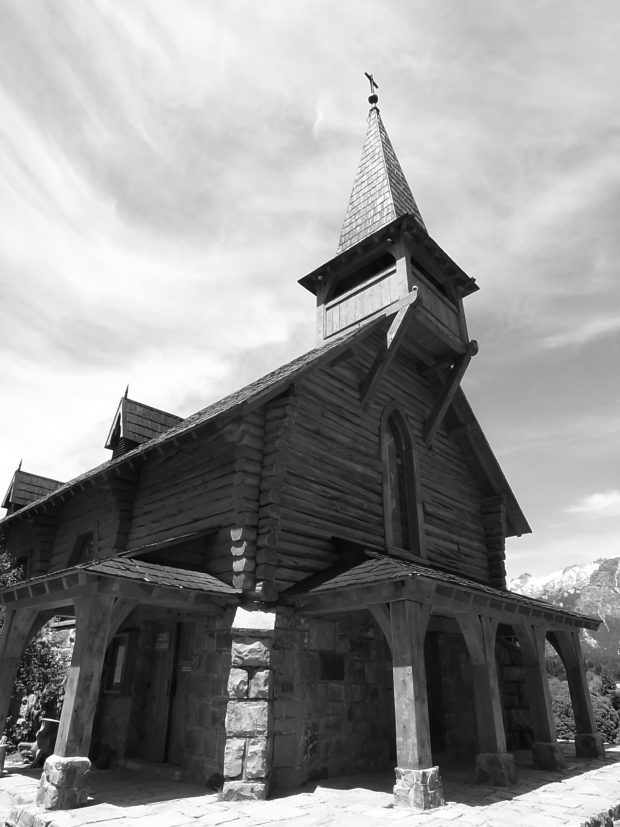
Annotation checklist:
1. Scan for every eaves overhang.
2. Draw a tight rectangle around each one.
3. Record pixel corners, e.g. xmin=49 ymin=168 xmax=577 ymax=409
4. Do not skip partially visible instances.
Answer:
xmin=284 ymin=552 xmax=600 ymax=632
xmin=299 ymin=215 xmax=478 ymax=299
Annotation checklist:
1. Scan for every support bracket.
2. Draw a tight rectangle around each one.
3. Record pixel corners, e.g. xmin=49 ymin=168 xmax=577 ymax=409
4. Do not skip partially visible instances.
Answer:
xmin=422 ymin=340 xmax=478 ymax=447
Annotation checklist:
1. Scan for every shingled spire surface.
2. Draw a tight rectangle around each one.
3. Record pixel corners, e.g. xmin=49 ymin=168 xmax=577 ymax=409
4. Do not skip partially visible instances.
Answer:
xmin=337 ymin=106 xmax=426 ymax=253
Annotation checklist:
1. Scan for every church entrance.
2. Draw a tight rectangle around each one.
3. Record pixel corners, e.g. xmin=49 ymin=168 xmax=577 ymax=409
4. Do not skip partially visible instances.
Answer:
xmin=138 ymin=621 xmax=194 ymax=765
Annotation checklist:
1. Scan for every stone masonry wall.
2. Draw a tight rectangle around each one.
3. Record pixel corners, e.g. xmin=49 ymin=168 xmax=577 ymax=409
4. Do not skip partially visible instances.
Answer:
xmin=271 ymin=610 xmax=394 ymax=790
xmin=496 ymin=637 xmax=533 ymax=750
xmin=434 ymin=632 xmax=478 ymax=759
xmin=92 ymin=609 xmax=234 ymax=786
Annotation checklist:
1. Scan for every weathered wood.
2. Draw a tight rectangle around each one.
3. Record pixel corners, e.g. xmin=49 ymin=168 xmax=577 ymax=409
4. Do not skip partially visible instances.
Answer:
xmin=456 ymin=613 xmax=506 ymax=752
xmin=513 ymin=624 xmax=557 ymax=743
xmin=0 ymin=608 xmax=40 ymax=737
xmin=55 ymin=592 xmax=116 ymax=757
xmin=422 ymin=341 xmax=477 ymax=448
xmin=549 ymin=629 xmax=598 ymax=736
xmin=390 ymin=600 xmax=432 ymax=769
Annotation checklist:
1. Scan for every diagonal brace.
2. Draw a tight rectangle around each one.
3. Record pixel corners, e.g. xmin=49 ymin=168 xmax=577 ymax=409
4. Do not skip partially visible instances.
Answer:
xmin=360 ymin=288 xmax=418 ymax=411
xmin=422 ymin=340 xmax=478 ymax=447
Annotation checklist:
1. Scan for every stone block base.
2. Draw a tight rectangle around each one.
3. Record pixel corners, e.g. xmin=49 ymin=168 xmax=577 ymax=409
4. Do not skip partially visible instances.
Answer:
xmin=575 ymin=733 xmax=605 ymax=760
xmin=36 ymin=754 xmax=90 ymax=810
xmin=221 ymin=780 xmax=269 ymax=800
xmin=393 ymin=765 xmax=444 ymax=809
xmin=475 ymin=752 xmax=518 ymax=786
xmin=532 ymin=741 xmax=567 ymax=771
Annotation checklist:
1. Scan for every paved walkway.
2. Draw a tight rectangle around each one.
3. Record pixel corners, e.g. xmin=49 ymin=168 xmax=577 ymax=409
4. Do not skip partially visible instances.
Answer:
xmin=2 ymin=744 xmax=620 ymax=827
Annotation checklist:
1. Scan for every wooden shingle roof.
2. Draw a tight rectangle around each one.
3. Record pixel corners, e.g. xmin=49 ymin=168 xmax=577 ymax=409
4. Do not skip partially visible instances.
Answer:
xmin=105 ymin=396 xmax=183 ymax=451
xmin=337 ymin=106 xmax=426 ymax=254
xmin=2 ymin=469 xmax=63 ymax=512
xmin=285 ymin=552 xmax=601 ymax=631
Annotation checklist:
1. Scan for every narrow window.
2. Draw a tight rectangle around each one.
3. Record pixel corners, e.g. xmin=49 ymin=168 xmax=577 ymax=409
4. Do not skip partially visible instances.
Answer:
xmin=381 ymin=409 xmax=425 ymax=557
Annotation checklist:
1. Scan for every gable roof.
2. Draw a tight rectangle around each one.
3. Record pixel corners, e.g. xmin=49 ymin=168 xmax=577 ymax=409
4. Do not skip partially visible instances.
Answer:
xmin=0 ymin=308 xmax=529 ymax=539
xmin=284 ymin=552 xmax=600 ymax=631
xmin=337 ymin=106 xmax=426 ymax=254
xmin=0 ymin=321 xmax=372 ymax=524
xmin=105 ymin=396 xmax=183 ymax=450
xmin=2 ymin=468 xmax=63 ymax=512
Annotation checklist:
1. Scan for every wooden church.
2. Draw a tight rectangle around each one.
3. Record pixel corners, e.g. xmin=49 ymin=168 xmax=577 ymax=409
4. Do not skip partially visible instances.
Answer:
xmin=0 ymin=85 xmax=605 ymax=812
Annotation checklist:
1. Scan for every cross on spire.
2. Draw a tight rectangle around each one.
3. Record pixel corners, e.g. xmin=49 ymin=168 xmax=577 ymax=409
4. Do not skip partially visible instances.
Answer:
xmin=364 ymin=71 xmax=379 ymax=105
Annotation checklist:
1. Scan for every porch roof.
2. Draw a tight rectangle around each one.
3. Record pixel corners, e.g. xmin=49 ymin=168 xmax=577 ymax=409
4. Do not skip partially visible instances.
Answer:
xmin=284 ymin=552 xmax=601 ymax=632
xmin=0 ymin=555 xmax=241 ymax=609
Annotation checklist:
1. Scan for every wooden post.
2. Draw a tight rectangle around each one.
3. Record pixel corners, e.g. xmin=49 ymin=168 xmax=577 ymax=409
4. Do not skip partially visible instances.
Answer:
xmin=0 ymin=607 xmax=39 ymax=738
xmin=54 ymin=593 xmax=115 ymax=758
xmin=514 ymin=624 xmax=566 ymax=770
xmin=457 ymin=614 xmax=516 ymax=785
xmin=37 ymin=592 xmax=115 ymax=811
xmin=549 ymin=630 xmax=605 ymax=759
xmin=390 ymin=600 xmax=443 ymax=809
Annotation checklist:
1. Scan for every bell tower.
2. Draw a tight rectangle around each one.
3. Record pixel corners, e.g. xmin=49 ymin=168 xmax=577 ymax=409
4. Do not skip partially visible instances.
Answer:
xmin=299 ymin=77 xmax=478 ymax=352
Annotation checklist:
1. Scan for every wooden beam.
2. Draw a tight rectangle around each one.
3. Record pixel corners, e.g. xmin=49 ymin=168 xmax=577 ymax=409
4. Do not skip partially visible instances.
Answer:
xmin=422 ymin=340 xmax=478 ymax=447
xmin=360 ymin=289 xmax=418 ymax=411
xmin=513 ymin=623 xmax=557 ymax=743
xmin=369 ymin=604 xmax=392 ymax=652
xmin=0 ymin=607 xmax=41 ymax=738
xmin=457 ymin=614 xmax=506 ymax=753
xmin=55 ymin=593 xmax=115 ymax=758
xmin=390 ymin=600 xmax=432 ymax=769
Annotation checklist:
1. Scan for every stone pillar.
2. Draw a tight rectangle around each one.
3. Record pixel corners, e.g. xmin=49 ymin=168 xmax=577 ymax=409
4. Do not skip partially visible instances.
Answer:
xmin=457 ymin=614 xmax=517 ymax=786
xmin=550 ymin=630 xmax=605 ymax=760
xmin=514 ymin=624 xmax=566 ymax=770
xmin=390 ymin=600 xmax=444 ymax=809
xmin=0 ymin=607 xmax=39 ymax=739
xmin=221 ymin=605 xmax=275 ymax=800
xmin=37 ymin=592 xmax=114 ymax=810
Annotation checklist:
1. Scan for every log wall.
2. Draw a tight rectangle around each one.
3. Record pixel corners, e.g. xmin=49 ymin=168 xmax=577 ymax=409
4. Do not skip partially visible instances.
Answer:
xmin=263 ymin=336 xmax=491 ymax=590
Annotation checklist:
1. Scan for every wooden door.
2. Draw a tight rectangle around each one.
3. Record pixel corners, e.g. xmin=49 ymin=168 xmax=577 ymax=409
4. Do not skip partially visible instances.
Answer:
xmin=139 ymin=623 xmax=177 ymax=762
xmin=167 ymin=623 xmax=194 ymax=766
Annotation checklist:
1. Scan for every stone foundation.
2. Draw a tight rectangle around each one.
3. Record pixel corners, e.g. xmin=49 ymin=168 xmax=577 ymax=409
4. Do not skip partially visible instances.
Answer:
xmin=575 ymin=733 xmax=605 ymax=760
xmin=532 ymin=741 xmax=567 ymax=771
xmin=36 ymin=754 xmax=90 ymax=810
xmin=393 ymin=765 xmax=444 ymax=809
xmin=221 ymin=606 xmax=275 ymax=801
xmin=475 ymin=752 xmax=518 ymax=786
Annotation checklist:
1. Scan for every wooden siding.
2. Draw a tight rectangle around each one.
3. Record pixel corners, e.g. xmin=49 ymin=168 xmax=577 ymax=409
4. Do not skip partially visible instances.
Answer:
xmin=126 ymin=438 xmax=236 ymax=574
xmin=323 ymin=266 xmax=405 ymax=338
xmin=260 ymin=335 xmax=490 ymax=590
xmin=50 ymin=488 xmax=119 ymax=571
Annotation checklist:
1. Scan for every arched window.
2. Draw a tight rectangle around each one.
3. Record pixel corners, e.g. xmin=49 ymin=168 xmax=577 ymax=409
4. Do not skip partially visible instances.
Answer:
xmin=381 ymin=408 xmax=425 ymax=557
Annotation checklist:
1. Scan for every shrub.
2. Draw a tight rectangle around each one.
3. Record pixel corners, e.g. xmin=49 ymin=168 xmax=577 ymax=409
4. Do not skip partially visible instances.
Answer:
xmin=550 ymin=680 xmax=620 ymax=744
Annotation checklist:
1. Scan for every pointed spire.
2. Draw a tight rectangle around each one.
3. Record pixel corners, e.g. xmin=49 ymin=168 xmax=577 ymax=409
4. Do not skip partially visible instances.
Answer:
xmin=337 ymin=83 xmax=426 ymax=254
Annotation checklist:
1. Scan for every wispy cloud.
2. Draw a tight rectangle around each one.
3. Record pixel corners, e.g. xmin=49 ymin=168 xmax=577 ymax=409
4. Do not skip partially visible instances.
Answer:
xmin=567 ymin=490 xmax=620 ymax=516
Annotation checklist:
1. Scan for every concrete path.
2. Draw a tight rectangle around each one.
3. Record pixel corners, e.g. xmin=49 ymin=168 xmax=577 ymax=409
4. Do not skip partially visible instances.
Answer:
xmin=2 ymin=744 xmax=620 ymax=827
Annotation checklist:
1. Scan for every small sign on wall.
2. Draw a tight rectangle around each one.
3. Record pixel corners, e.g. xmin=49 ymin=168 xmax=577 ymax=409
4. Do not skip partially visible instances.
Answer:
xmin=155 ymin=631 xmax=170 ymax=651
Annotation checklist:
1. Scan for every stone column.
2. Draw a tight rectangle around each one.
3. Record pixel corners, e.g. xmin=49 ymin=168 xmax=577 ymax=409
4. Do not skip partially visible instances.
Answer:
xmin=0 ymin=607 xmax=39 ymax=738
xmin=221 ymin=605 xmax=275 ymax=800
xmin=457 ymin=614 xmax=517 ymax=786
xmin=390 ymin=600 xmax=444 ymax=809
xmin=514 ymin=624 xmax=566 ymax=770
xmin=550 ymin=630 xmax=605 ymax=759
xmin=37 ymin=592 xmax=114 ymax=810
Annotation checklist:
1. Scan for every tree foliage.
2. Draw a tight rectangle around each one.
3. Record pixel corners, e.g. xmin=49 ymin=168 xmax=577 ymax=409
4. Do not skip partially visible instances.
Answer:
xmin=1 ymin=549 xmax=69 ymax=747
xmin=550 ymin=679 xmax=620 ymax=744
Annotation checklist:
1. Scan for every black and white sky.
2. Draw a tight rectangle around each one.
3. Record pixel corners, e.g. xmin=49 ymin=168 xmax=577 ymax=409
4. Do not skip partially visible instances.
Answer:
xmin=1 ymin=0 xmax=618 ymax=578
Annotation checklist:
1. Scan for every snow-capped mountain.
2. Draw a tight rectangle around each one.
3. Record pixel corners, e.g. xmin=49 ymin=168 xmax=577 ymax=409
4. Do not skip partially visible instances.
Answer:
xmin=509 ymin=558 xmax=620 ymax=662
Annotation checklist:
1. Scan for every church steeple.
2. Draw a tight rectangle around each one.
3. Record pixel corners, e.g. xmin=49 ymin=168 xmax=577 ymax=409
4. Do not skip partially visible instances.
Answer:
xmin=299 ymin=78 xmax=477 ymax=345
xmin=337 ymin=89 xmax=426 ymax=254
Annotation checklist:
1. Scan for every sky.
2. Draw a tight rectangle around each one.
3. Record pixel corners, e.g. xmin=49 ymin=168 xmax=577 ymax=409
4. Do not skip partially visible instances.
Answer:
xmin=0 ymin=0 xmax=618 ymax=579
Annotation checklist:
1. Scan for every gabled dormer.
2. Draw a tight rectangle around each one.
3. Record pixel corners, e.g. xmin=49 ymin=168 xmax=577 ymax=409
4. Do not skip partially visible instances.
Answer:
xmin=299 ymin=89 xmax=478 ymax=347
xmin=105 ymin=390 xmax=183 ymax=460
xmin=1 ymin=464 xmax=63 ymax=516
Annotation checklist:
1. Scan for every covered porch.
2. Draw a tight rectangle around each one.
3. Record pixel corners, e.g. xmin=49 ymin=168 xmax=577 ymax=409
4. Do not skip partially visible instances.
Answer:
xmin=0 ymin=557 xmax=240 ymax=810
xmin=285 ymin=553 xmax=605 ymax=809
